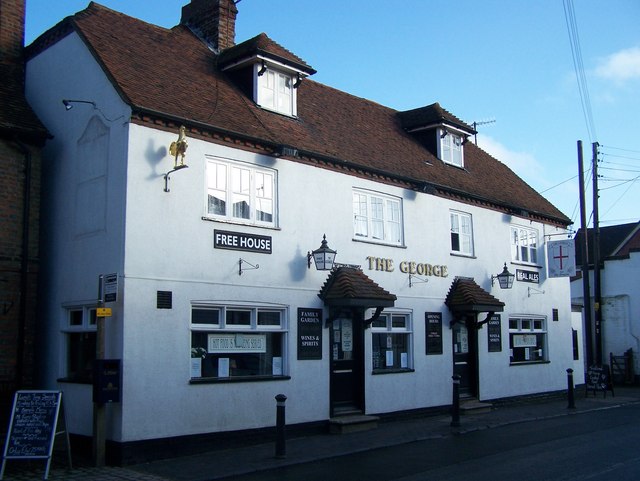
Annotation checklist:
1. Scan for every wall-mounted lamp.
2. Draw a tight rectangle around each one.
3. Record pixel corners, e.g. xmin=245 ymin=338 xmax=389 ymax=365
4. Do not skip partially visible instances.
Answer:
xmin=491 ymin=263 xmax=515 ymax=289
xmin=62 ymin=99 xmax=96 ymax=110
xmin=62 ymin=98 xmax=123 ymax=122
xmin=293 ymin=73 xmax=302 ymax=89
xmin=307 ymin=235 xmax=337 ymax=271
xmin=163 ymin=126 xmax=189 ymax=192
xmin=440 ymin=130 xmax=448 ymax=139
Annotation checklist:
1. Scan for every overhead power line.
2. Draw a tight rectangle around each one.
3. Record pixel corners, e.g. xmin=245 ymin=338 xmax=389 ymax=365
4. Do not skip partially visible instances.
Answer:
xmin=563 ymin=0 xmax=598 ymax=142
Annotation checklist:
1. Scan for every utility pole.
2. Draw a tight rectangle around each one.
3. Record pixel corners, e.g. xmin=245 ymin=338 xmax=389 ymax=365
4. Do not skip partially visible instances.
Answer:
xmin=592 ymin=142 xmax=602 ymax=365
xmin=577 ymin=140 xmax=593 ymax=368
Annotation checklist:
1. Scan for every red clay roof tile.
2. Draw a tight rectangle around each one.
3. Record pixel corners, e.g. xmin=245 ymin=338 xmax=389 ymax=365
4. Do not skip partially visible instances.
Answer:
xmin=27 ymin=2 xmax=570 ymax=225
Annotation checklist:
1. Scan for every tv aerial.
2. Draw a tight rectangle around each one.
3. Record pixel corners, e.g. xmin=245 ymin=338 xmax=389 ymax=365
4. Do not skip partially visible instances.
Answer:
xmin=472 ymin=119 xmax=496 ymax=145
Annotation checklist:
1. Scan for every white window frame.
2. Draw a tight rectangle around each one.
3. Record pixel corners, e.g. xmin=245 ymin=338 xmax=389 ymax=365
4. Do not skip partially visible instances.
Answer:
xmin=61 ymin=305 xmax=97 ymax=382
xmin=256 ymin=65 xmax=297 ymax=117
xmin=206 ymin=157 xmax=277 ymax=227
xmin=508 ymin=316 xmax=548 ymax=364
xmin=438 ymin=128 xmax=464 ymax=167
xmin=450 ymin=210 xmax=474 ymax=256
xmin=511 ymin=225 xmax=539 ymax=264
xmin=370 ymin=311 xmax=413 ymax=372
xmin=190 ymin=303 xmax=288 ymax=380
xmin=352 ymin=189 xmax=403 ymax=246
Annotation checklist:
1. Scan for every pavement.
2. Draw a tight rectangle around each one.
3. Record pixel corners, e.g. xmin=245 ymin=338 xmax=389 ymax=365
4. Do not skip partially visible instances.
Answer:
xmin=2 ymin=385 xmax=639 ymax=481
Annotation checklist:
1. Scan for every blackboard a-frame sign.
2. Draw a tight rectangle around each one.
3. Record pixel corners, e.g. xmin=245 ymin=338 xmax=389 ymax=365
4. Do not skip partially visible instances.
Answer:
xmin=1 ymin=390 xmax=72 ymax=480
xmin=586 ymin=365 xmax=615 ymax=398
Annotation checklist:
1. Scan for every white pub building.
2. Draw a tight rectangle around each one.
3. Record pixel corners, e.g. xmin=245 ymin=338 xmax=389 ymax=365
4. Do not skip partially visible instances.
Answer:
xmin=24 ymin=0 xmax=582 ymax=463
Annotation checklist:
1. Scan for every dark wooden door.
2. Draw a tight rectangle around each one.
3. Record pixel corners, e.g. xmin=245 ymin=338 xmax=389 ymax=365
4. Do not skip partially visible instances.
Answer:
xmin=330 ymin=316 xmax=364 ymax=416
xmin=453 ymin=321 xmax=477 ymax=397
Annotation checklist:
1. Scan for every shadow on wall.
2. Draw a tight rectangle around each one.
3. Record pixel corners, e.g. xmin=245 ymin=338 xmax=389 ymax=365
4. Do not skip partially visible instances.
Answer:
xmin=145 ymin=138 xmax=168 ymax=180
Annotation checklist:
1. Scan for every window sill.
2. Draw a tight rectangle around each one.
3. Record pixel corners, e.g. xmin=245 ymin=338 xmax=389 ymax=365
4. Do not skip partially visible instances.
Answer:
xmin=190 ymin=375 xmax=291 ymax=384
xmin=509 ymin=261 xmax=543 ymax=269
xmin=509 ymin=360 xmax=550 ymax=366
xmin=352 ymin=237 xmax=406 ymax=249
xmin=201 ymin=216 xmax=281 ymax=231
xmin=450 ymin=252 xmax=476 ymax=259
xmin=372 ymin=368 xmax=415 ymax=375
xmin=57 ymin=377 xmax=92 ymax=385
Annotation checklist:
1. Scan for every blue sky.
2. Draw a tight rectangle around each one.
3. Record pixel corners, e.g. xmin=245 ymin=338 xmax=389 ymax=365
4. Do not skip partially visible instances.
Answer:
xmin=25 ymin=1 xmax=640 ymax=229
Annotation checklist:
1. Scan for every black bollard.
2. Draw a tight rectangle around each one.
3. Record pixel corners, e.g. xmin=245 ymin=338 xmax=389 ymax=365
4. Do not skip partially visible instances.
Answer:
xmin=566 ymin=368 xmax=576 ymax=409
xmin=451 ymin=374 xmax=461 ymax=427
xmin=275 ymin=394 xmax=287 ymax=458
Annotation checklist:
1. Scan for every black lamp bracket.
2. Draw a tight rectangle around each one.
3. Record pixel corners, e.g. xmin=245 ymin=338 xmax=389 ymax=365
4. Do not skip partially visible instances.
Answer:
xmin=163 ymin=165 xmax=189 ymax=192
xmin=239 ymin=258 xmax=259 ymax=276
xmin=409 ymin=274 xmax=429 ymax=288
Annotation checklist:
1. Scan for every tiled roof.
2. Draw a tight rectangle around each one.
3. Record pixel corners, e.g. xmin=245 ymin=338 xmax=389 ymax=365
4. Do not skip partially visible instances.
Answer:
xmin=398 ymin=102 xmax=475 ymax=134
xmin=445 ymin=277 xmax=505 ymax=313
xmin=574 ymin=221 xmax=640 ymax=264
xmin=26 ymin=2 xmax=570 ymax=225
xmin=219 ymin=33 xmax=316 ymax=75
xmin=318 ymin=267 xmax=397 ymax=308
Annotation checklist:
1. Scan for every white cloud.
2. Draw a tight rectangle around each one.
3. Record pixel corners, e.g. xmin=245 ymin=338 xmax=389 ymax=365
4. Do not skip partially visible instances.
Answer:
xmin=595 ymin=46 xmax=640 ymax=83
xmin=476 ymin=135 xmax=544 ymax=184
xmin=476 ymin=135 xmax=579 ymax=220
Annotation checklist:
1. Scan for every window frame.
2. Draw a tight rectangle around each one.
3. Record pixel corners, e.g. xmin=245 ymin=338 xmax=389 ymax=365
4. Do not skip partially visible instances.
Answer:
xmin=190 ymin=304 xmax=289 ymax=382
xmin=256 ymin=65 xmax=297 ymax=117
xmin=511 ymin=225 xmax=539 ymax=265
xmin=60 ymin=306 xmax=98 ymax=383
xmin=205 ymin=157 xmax=277 ymax=228
xmin=450 ymin=210 xmax=474 ymax=256
xmin=438 ymin=128 xmax=464 ymax=167
xmin=352 ymin=189 xmax=403 ymax=246
xmin=508 ymin=316 xmax=548 ymax=365
xmin=370 ymin=311 xmax=413 ymax=373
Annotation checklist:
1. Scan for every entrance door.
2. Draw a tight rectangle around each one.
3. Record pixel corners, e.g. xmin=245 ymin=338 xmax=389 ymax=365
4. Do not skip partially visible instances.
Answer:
xmin=330 ymin=316 xmax=364 ymax=416
xmin=452 ymin=320 xmax=477 ymax=397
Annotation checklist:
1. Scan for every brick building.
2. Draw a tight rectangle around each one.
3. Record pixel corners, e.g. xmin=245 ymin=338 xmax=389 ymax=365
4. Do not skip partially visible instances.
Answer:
xmin=0 ymin=0 xmax=49 ymax=428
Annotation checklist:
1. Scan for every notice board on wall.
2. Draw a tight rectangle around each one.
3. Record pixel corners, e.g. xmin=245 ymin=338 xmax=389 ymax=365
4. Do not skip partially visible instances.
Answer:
xmin=1 ymin=390 xmax=71 ymax=480
xmin=297 ymin=308 xmax=323 ymax=360
xmin=487 ymin=315 xmax=502 ymax=352
xmin=425 ymin=312 xmax=443 ymax=355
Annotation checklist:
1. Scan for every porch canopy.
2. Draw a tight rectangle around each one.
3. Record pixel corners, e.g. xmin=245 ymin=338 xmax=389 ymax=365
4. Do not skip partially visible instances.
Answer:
xmin=445 ymin=276 xmax=505 ymax=328
xmin=318 ymin=266 xmax=396 ymax=325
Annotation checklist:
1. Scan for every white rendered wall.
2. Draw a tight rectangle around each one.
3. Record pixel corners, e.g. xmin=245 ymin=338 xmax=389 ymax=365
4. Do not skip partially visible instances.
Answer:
xmin=27 ymin=34 xmax=576 ymax=443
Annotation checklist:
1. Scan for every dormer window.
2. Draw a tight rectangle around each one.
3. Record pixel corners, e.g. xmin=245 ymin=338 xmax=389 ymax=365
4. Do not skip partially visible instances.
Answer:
xmin=439 ymin=129 xmax=464 ymax=167
xmin=257 ymin=66 xmax=296 ymax=116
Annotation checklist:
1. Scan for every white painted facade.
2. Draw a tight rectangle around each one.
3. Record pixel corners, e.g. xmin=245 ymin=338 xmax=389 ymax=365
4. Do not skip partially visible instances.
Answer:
xmin=571 ymin=250 xmax=640 ymax=375
xmin=26 ymin=29 xmax=579 ymax=448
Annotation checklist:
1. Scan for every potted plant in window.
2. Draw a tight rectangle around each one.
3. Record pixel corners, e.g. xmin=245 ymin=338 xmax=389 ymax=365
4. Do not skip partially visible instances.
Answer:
xmin=191 ymin=347 xmax=207 ymax=378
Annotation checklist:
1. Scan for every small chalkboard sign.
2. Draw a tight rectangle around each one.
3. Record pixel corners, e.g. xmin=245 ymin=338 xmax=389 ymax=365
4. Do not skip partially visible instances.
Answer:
xmin=586 ymin=365 xmax=615 ymax=398
xmin=425 ymin=312 xmax=443 ymax=355
xmin=1 ymin=390 xmax=71 ymax=480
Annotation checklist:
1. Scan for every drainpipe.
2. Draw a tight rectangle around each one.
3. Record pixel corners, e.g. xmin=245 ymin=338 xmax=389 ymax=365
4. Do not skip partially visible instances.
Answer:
xmin=13 ymin=138 xmax=32 ymax=390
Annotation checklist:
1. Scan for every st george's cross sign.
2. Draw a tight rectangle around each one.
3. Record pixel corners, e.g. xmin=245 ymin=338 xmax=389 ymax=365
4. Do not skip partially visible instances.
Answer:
xmin=547 ymin=239 xmax=576 ymax=278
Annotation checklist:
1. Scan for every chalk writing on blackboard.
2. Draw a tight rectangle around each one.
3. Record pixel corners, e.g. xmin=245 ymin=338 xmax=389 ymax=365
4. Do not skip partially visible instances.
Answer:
xmin=1 ymin=390 xmax=72 ymax=480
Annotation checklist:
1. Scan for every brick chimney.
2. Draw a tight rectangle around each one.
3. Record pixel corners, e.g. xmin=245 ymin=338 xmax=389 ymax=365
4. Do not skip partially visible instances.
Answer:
xmin=181 ymin=0 xmax=238 ymax=52
xmin=0 ymin=0 xmax=26 ymax=64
